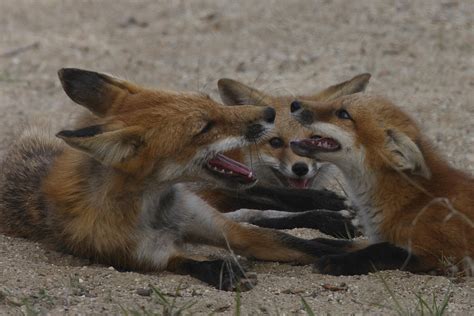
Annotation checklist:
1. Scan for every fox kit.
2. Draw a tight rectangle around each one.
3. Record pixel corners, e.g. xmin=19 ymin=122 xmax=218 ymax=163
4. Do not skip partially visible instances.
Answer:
xmin=197 ymin=74 xmax=370 ymax=237
xmin=0 ymin=68 xmax=345 ymax=291
xmin=290 ymin=95 xmax=474 ymax=275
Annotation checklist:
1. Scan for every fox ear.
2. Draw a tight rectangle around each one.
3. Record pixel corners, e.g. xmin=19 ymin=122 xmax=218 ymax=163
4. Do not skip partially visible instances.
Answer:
xmin=217 ymin=78 xmax=271 ymax=106
xmin=56 ymin=125 xmax=143 ymax=165
xmin=58 ymin=68 xmax=140 ymax=117
xmin=385 ymin=129 xmax=431 ymax=179
xmin=308 ymin=73 xmax=371 ymax=102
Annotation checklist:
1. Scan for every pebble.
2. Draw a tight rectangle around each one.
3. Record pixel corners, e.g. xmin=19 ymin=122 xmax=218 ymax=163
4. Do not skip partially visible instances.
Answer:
xmin=136 ymin=288 xmax=152 ymax=296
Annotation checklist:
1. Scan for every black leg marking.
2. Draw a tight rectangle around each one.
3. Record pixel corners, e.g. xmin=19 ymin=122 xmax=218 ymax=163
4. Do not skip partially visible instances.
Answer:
xmin=314 ymin=242 xmax=418 ymax=275
xmin=310 ymin=238 xmax=354 ymax=249
xmin=219 ymin=185 xmax=348 ymax=212
xmin=177 ymin=258 xmax=256 ymax=291
xmin=245 ymin=186 xmax=348 ymax=211
xmin=250 ymin=210 xmax=358 ymax=238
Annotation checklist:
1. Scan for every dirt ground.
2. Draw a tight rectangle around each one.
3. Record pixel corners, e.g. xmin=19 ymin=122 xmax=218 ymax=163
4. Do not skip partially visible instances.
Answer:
xmin=0 ymin=0 xmax=473 ymax=315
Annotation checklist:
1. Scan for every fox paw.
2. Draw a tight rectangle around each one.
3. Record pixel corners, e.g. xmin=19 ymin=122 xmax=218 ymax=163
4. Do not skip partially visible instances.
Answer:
xmin=314 ymin=255 xmax=349 ymax=275
xmin=313 ymin=254 xmax=367 ymax=276
xmin=197 ymin=259 xmax=257 ymax=291
xmin=317 ymin=209 xmax=360 ymax=239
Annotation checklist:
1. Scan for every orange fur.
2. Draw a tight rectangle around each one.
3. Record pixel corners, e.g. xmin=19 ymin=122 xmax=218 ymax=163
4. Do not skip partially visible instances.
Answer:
xmin=0 ymin=68 xmax=349 ymax=290
xmin=292 ymin=95 xmax=474 ymax=274
xmin=198 ymin=74 xmax=371 ymax=211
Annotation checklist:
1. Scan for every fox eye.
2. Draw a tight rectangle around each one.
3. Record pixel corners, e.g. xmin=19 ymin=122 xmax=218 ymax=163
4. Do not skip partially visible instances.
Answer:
xmin=336 ymin=109 xmax=352 ymax=120
xmin=198 ymin=121 xmax=214 ymax=135
xmin=269 ymin=137 xmax=284 ymax=148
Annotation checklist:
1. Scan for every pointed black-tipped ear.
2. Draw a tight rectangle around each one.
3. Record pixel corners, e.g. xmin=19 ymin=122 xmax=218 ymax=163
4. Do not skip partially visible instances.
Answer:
xmin=58 ymin=68 xmax=140 ymax=117
xmin=217 ymin=78 xmax=271 ymax=106
xmin=56 ymin=125 xmax=144 ymax=165
xmin=307 ymin=73 xmax=371 ymax=102
xmin=385 ymin=129 xmax=431 ymax=179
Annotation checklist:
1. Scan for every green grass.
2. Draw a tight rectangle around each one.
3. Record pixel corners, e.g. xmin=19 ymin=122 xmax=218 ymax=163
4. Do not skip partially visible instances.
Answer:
xmin=0 ymin=287 xmax=57 ymax=316
xmin=297 ymin=273 xmax=452 ymax=316
xmin=415 ymin=292 xmax=450 ymax=316
xmin=300 ymin=296 xmax=315 ymax=316
xmin=377 ymin=273 xmax=451 ymax=316
xmin=120 ymin=283 xmax=196 ymax=316
xmin=234 ymin=288 xmax=241 ymax=316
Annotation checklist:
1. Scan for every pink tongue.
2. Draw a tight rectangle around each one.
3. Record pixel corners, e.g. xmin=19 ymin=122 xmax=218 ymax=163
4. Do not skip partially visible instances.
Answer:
xmin=207 ymin=153 xmax=256 ymax=183
xmin=288 ymin=178 xmax=310 ymax=189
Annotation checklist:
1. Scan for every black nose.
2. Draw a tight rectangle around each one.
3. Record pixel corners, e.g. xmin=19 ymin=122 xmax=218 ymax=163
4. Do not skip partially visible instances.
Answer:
xmin=290 ymin=101 xmax=301 ymax=113
xmin=263 ymin=106 xmax=276 ymax=123
xmin=292 ymin=162 xmax=309 ymax=177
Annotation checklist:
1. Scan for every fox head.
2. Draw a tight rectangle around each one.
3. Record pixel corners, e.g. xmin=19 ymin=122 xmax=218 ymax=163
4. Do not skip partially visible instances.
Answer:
xmin=290 ymin=94 xmax=431 ymax=182
xmin=217 ymin=74 xmax=371 ymax=189
xmin=56 ymin=68 xmax=275 ymax=189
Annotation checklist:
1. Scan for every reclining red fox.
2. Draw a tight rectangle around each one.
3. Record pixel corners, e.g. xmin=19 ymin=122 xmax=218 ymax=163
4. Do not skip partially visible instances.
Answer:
xmin=0 ymin=68 xmax=346 ymax=291
xmin=290 ymin=95 xmax=474 ymax=275
xmin=196 ymin=74 xmax=371 ymax=237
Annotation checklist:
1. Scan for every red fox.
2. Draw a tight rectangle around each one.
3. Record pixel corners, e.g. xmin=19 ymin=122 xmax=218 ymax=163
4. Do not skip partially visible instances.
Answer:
xmin=196 ymin=74 xmax=371 ymax=237
xmin=289 ymin=95 xmax=474 ymax=275
xmin=0 ymin=68 xmax=345 ymax=291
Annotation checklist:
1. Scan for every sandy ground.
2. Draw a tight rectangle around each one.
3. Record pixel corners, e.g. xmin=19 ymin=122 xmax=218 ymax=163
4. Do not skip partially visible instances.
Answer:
xmin=0 ymin=0 xmax=473 ymax=314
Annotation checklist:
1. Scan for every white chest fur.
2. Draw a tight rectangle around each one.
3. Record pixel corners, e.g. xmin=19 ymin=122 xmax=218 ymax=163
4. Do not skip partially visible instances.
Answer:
xmin=343 ymin=170 xmax=384 ymax=243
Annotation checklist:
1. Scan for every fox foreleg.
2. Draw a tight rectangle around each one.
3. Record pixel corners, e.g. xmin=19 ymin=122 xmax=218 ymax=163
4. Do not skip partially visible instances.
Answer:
xmin=225 ymin=208 xmax=358 ymax=238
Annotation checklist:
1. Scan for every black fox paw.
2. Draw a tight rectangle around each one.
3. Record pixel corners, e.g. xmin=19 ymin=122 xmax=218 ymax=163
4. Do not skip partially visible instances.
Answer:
xmin=317 ymin=209 xmax=360 ymax=239
xmin=198 ymin=259 xmax=257 ymax=291
xmin=313 ymin=254 xmax=363 ymax=276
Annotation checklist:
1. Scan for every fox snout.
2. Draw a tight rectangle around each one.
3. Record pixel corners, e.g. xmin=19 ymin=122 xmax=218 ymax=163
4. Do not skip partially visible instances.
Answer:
xmin=290 ymin=101 xmax=313 ymax=126
xmin=289 ymin=139 xmax=315 ymax=158
xmin=262 ymin=106 xmax=276 ymax=124
xmin=245 ymin=106 xmax=275 ymax=141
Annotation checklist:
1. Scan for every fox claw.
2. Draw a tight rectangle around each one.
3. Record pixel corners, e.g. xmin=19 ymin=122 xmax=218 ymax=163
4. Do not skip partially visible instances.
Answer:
xmin=218 ymin=262 xmax=257 ymax=291
xmin=196 ymin=259 xmax=257 ymax=291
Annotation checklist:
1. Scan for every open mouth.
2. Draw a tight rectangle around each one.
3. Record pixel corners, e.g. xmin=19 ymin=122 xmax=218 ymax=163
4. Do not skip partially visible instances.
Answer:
xmin=206 ymin=153 xmax=257 ymax=184
xmin=287 ymin=178 xmax=312 ymax=189
xmin=297 ymin=136 xmax=341 ymax=152
xmin=270 ymin=168 xmax=315 ymax=189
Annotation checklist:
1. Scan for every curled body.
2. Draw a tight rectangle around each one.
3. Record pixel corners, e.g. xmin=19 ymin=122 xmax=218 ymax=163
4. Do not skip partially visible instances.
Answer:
xmin=290 ymin=94 xmax=474 ymax=275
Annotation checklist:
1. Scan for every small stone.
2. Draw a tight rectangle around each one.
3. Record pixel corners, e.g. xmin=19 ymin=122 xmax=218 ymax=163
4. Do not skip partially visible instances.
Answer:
xmin=136 ymin=288 xmax=152 ymax=296
xmin=236 ymin=62 xmax=246 ymax=72
xmin=321 ymin=282 xmax=348 ymax=291
xmin=213 ymin=305 xmax=231 ymax=313
xmin=282 ymin=288 xmax=305 ymax=294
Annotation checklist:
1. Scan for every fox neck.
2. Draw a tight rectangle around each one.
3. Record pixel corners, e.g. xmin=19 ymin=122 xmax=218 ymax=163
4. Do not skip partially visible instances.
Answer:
xmin=339 ymin=163 xmax=383 ymax=242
